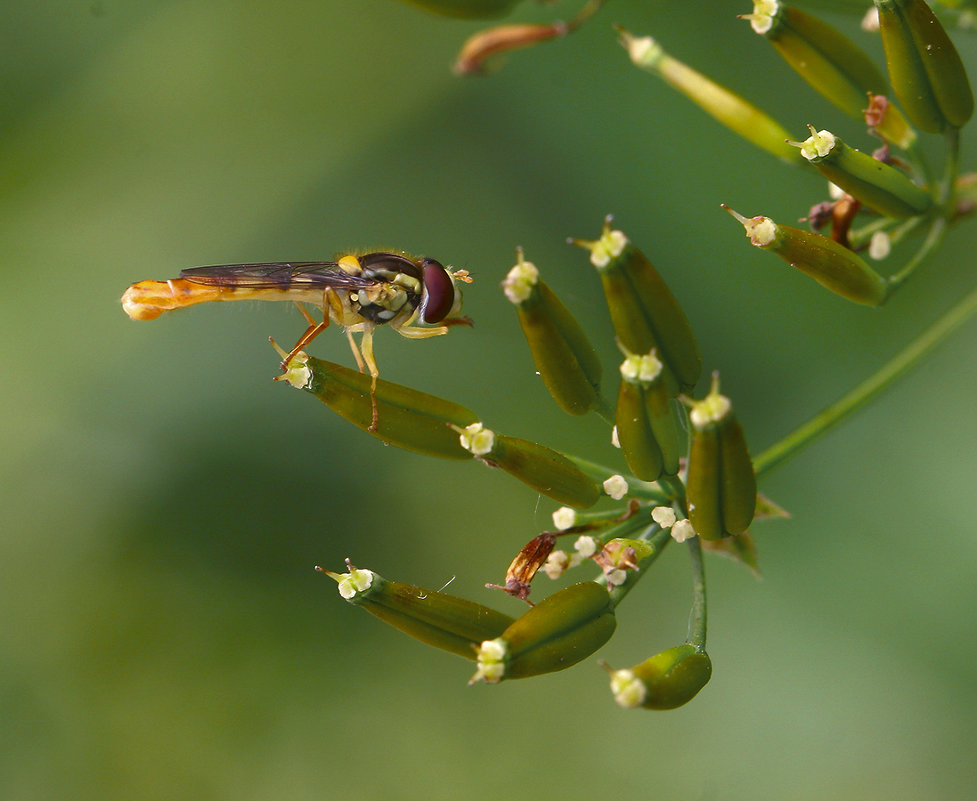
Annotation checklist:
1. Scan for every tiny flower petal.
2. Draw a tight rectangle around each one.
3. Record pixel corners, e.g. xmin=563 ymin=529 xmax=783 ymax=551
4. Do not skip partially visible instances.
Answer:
xmin=610 ymin=668 xmax=648 ymax=708
xmin=605 ymin=568 xmax=628 ymax=589
xmin=338 ymin=567 xmax=376 ymax=599
xmin=652 ymin=506 xmax=677 ymax=528
xmin=552 ymin=506 xmax=577 ymax=531
xmin=869 ymin=231 xmax=892 ymax=260
xmin=603 ymin=474 xmax=629 ymax=500
xmin=459 ymin=422 xmax=495 ymax=456
xmin=574 ymin=536 xmax=599 ymax=558
xmin=671 ymin=519 xmax=697 ymax=543
xmin=542 ymin=550 xmax=570 ymax=579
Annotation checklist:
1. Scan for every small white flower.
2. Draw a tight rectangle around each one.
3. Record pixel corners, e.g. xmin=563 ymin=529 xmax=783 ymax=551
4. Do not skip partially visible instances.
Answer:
xmin=552 ymin=506 xmax=577 ymax=531
xmin=861 ymin=6 xmax=880 ymax=32
xmin=603 ymin=474 xmax=628 ymax=500
xmin=574 ymin=536 xmax=598 ymax=558
xmin=280 ymin=351 xmax=312 ymax=389
xmin=651 ymin=506 xmax=677 ymax=528
xmin=470 ymin=638 xmax=509 ymax=684
xmin=542 ymin=550 xmax=569 ymax=579
xmin=611 ymin=425 xmax=620 ymax=449
xmin=501 ymin=259 xmax=539 ymax=304
xmin=459 ymin=422 xmax=494 ymax=456
xmin=671 ymin=519 xmax=697 ymax=543
xmin=610 ymin=668 xmax=647 ymax=709
xmin=869 ymin=230 xmax=891 ymax=261
xmin=337 ymin=568 xmax=375 ymax=599
xmin=605 ymin=568 xmax=627 ymax=589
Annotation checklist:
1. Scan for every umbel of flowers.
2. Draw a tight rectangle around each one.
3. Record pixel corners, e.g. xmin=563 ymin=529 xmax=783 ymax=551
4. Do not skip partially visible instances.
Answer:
xmin=304 ymin=0 xmax=973 ymax=709
xmin=122 ymin=0 xmax=976 ymax=711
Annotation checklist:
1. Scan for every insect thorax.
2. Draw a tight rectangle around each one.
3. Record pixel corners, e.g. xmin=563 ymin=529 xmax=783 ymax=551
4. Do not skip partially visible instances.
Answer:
xmin=350 ymin=253 xmax=425 ymax=324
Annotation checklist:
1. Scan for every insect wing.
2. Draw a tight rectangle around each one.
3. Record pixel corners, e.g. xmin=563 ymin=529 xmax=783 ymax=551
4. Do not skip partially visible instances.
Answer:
xmin=179 ymin=262 xmax=379 ymax=291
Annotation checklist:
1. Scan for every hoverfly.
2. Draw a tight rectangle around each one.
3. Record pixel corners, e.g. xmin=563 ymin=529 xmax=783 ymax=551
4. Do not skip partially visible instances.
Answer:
xmin=121 ymin=252 xmax=472 ymax=428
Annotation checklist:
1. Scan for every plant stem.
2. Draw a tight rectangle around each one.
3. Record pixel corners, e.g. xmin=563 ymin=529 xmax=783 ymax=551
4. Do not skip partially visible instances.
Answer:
xmin=686 ymin=535 xmax=707 ymax=649
xmin=566 ymin=455 xmax=671 ymax=503
xmin=888 ymin=127 xmax=960 ymax=292
xmin=754 ymin=283 xmax=977 ymax=477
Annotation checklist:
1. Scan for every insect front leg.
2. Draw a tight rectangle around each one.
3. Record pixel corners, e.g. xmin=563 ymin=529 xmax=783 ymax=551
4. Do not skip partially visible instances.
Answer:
xmin=392 ymin=319 xmax=450 ymax=340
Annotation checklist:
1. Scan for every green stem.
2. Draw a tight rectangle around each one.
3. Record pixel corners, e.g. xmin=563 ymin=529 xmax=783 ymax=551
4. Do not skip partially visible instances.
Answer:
xmin=592 ymin=393 xmax=616 ymax=426
xmin=886 ymin=214 xmax=948 ymax=291
xmin=566 ymin=455 xmax=671 ymax=503
xmin=754 ymin=283 xmax=977 ymax=476
xmin=940 ymin=127 xmax=962 ymax=211
xmin=888 ymin=127 xmax=960 ymax=293
xmin=905 ymin=137 xmax=935 ymax=196
xmin=686 ymin=536 xmax=707 ymax=649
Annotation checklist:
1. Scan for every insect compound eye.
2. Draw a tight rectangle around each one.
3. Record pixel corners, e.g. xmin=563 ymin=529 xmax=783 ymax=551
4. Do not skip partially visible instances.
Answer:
xmin=420 ymin=258 xmax=456 ymax=323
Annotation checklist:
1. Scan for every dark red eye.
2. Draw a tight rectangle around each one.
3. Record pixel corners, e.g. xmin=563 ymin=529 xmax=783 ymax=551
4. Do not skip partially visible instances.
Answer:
xmin=421 ymin=258 xmax=455 ymax=323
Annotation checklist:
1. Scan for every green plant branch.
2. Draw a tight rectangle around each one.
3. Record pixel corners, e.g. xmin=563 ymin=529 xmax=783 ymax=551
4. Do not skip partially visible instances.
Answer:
xmin=888 ymin=126 xmax=961 ymax=292
xmin=686 ymin=535 xmax=707 ymax=649
xmin=754 ymin=282 xmax=977 ymax=477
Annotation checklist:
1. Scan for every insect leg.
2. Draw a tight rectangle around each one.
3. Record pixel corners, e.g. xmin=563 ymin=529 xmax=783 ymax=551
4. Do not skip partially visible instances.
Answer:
xmin=351 ymin=325 xmax=381 ymax=431
xmin=278 ymin=289 xmax=342 ymax=367
xmin=280 ymin=306 xmax=329 ymax=368
xmin=393 ymin=320 xmax=450 ymax=339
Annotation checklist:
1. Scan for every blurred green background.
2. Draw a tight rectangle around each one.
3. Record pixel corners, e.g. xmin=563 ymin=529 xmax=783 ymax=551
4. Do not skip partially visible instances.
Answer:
xmin=3 ymin=1 xmax=976 ymax=799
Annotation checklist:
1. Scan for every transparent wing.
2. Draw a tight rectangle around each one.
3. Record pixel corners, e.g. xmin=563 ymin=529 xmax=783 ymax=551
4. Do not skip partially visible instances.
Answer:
xmin=179 ymin=262 xmax=379 ymax=290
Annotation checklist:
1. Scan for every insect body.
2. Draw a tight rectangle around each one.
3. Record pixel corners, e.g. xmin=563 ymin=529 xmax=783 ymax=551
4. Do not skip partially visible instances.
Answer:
xmin=121 ymin=252 xmax=472 ymax=427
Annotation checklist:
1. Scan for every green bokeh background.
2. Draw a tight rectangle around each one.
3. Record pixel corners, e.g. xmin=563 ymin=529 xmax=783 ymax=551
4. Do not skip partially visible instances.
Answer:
xmin=3 ymin=1 xmax=976 ymax=799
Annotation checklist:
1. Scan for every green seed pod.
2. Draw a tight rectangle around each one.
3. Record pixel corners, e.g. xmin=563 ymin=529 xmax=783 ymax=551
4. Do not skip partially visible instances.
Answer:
xmin=320 ymin=563 xmax=515 ymax=660
xmin=395 ymin=0 xmax=521 ymax=18
xmin=724 ymin=206 xmax=889 ymax=306
xmin=459 ymin=423 xmax=602 ymax=509
xmin=616 ymin=349 xmax=684 ymax=481
xmin=471 ymin=581 xmax=616 ymax=683
xmin=746 ymin=1 xmax=887 ymax=120
xmin=794 ymin=127 xmax=931 ymax=218
xmin=608 ymin=644 xmax=712 ymax=709
xmin=503 ymin=249 xmax=602 ymax=415
xmin=876 ymin=0 xmax=974 ymax=131
xmin=571 ymin=216 xmax=701 ymax=394
xmin=283 ymin=353 xmax=479 ymax=459
xmin=617 ymin=27 xmax=804 ymax=164
xmin=685 ymin=374 xmax=757 ymax=541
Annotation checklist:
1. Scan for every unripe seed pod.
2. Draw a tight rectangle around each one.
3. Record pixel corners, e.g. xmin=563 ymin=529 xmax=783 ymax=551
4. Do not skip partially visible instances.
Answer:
xmin=616 ymin=349 xmax=685 ymax=481
xmin=571 ymin=217 xmax=701 ymax=394
xmin=396 ymin=0 xmax=520 ymax=18
xmin=471 ymin=581 xmax=616 ymax=683
xmin=685 ymin=374 xmax=757 ymax=541
xmin=724 ymin=206 xmax=889 ymax=306
xmin=876 ymin=0 xmax=974 ymax=131
xmin=459 ymin=423 xmax=602 ymax=509
xmin=608 ymin=644 xmax=712 ymax=709
xmin=794 ymin=127 xmax=931 ymax=218
xmin=320 ymin=563 xmax=515 ymax=660
xmin=285 ymin=353 xmax=479 ymax=459
xmin=617 ymin=27 xmax=803 ymax=164
xmin=746 ymin=1 xmax=887 ymax=120
xmin=503 ymin=249 xmax=602 ymax=415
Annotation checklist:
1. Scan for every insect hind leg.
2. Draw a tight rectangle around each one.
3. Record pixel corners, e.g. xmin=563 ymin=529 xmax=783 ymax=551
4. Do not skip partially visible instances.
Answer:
xmin=277 ymin=290 xmax=342 ymax=368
